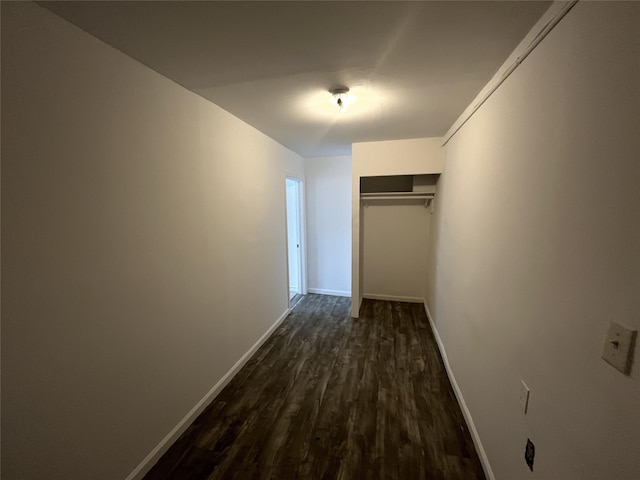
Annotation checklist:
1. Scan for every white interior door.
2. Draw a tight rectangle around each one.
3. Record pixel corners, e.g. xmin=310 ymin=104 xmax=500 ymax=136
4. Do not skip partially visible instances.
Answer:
xmin=286 ymin=178 xmax=302 ymax=301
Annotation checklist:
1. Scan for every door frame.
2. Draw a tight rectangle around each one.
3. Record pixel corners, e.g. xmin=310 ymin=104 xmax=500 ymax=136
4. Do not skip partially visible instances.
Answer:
xmin=285 ymin=174 xmax=307 ymax=306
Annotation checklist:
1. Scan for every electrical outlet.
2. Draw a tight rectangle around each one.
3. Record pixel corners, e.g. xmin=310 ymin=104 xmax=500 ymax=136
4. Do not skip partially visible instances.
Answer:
xmin=601 ymin=321 xmax=637 ymax=375
xmin=519 ymin=380 xmax=530 ymax=414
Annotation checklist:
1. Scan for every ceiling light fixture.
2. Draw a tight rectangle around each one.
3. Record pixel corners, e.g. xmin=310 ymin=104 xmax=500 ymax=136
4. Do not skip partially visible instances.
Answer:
xmin=330 ymin=87 xmax=351 ymax=113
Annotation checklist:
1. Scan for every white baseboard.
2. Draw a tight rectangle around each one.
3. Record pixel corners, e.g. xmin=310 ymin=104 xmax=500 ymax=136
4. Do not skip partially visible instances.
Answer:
xmin=308 ymin=288 xmax=351 ymax=297
xmin=125 ymin=307 xmax=291 ymax=480
xmin=423 ymin=300 xmax=495 ymax=480
xmin=363 ymin=293 xmax=424 ymax=303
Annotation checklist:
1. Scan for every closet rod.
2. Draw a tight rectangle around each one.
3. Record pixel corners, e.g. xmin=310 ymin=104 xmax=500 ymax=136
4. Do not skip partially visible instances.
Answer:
xmin=360 ymin=195 xmax=433 ymax=200
xmin=360 ymin=193 xmax=434 ymax=208
xmin=360 ymin=192 xmax=434 ymax=198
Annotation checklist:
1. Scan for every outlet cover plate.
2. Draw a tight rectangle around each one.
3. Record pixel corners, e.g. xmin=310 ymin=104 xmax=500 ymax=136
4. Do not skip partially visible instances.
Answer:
xmin=601 ymin=321 xmax=637 ymax=375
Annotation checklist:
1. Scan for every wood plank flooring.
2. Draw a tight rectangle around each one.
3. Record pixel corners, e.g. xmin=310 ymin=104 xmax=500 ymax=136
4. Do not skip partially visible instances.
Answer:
xmin=144 ymin=295 xmax=486 ymax=480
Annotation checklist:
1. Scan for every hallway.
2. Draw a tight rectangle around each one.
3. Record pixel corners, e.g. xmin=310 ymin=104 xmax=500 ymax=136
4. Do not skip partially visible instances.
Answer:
xmin=144 ymin=295 xmax=485 ymax=480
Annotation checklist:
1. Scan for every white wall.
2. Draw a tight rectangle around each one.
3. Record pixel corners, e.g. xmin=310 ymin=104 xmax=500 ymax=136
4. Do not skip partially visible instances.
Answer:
xmin=427 ymin=2 xmax=640 ymax=479
xmin=352 ymin=138 xmax=444 ymax=316
xmin=304 ymin=156 xmax=352 ymax=296
xmin=362 ymin=203 xmax=430 ymax=301
xmin=352 ymin=138 xmax=445 ymax=176
xmin=1 ymin=3 xmax=304 ymax=480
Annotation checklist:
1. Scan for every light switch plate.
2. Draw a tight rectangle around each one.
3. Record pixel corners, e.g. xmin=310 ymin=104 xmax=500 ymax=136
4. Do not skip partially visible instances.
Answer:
xmin=601 ymin=321 xmax=637 ymax=375
xmin=520 ymin=380 xmax=530 ymax=414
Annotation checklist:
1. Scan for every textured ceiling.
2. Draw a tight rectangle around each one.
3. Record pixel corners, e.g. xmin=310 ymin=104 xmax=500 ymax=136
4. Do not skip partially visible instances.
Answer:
xmin=42 ymin=1 xmax=551 ymax=157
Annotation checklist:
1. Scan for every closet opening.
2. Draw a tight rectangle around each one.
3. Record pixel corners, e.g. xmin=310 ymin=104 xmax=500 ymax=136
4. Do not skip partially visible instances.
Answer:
xmin=359 ymin=174 xmax=439 ymax=305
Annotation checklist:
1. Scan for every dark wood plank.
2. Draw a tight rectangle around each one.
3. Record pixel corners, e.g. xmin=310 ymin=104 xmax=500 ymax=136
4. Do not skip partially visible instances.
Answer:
xmin=143 ymin=295 xmax=486 ymax=480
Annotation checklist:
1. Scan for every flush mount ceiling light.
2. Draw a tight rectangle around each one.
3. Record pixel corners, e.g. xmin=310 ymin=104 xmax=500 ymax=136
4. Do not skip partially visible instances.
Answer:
xmin=330 ymin=87 xmax=353 ymax=113
xmin=300 ymin=85 xmax=390 ymax=122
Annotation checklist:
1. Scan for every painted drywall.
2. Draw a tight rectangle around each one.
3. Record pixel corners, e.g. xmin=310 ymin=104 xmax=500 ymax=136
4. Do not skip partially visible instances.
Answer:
xmin=352 ymin=138 xmax=445 ymax=177
xmin=427 ymin=2 xmax=640 ymax=479
xmin=362 ymin=203 xmax=430 ymax=301
xmin=283 ymin=154 xmax=305 ymax=182
xmin=0 ymin=3 xmax=304 ymax=479
xmin=304 ymin=156 xmax=352 ymax=296
xmin=352 ymin=138 xmax=444 ymax=316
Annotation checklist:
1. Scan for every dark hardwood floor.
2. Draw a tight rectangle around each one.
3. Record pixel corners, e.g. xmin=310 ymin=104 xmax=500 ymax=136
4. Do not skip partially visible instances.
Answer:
xmin=144 ymin=295 xmax=486 ymax=480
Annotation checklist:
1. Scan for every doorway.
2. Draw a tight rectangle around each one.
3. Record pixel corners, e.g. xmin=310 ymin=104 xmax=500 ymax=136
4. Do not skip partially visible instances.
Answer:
xmin=286 ymin=177 xmax=305 ymax=307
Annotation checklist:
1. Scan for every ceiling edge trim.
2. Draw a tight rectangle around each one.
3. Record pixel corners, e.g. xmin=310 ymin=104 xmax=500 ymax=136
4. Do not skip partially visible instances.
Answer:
xmin=441 ymin=0 xmax=579 ymax=147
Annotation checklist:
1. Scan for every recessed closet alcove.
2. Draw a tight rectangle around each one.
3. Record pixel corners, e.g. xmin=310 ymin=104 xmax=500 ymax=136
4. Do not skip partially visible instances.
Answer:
xmin=359 ymin=174 xmax=439 ymax=303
